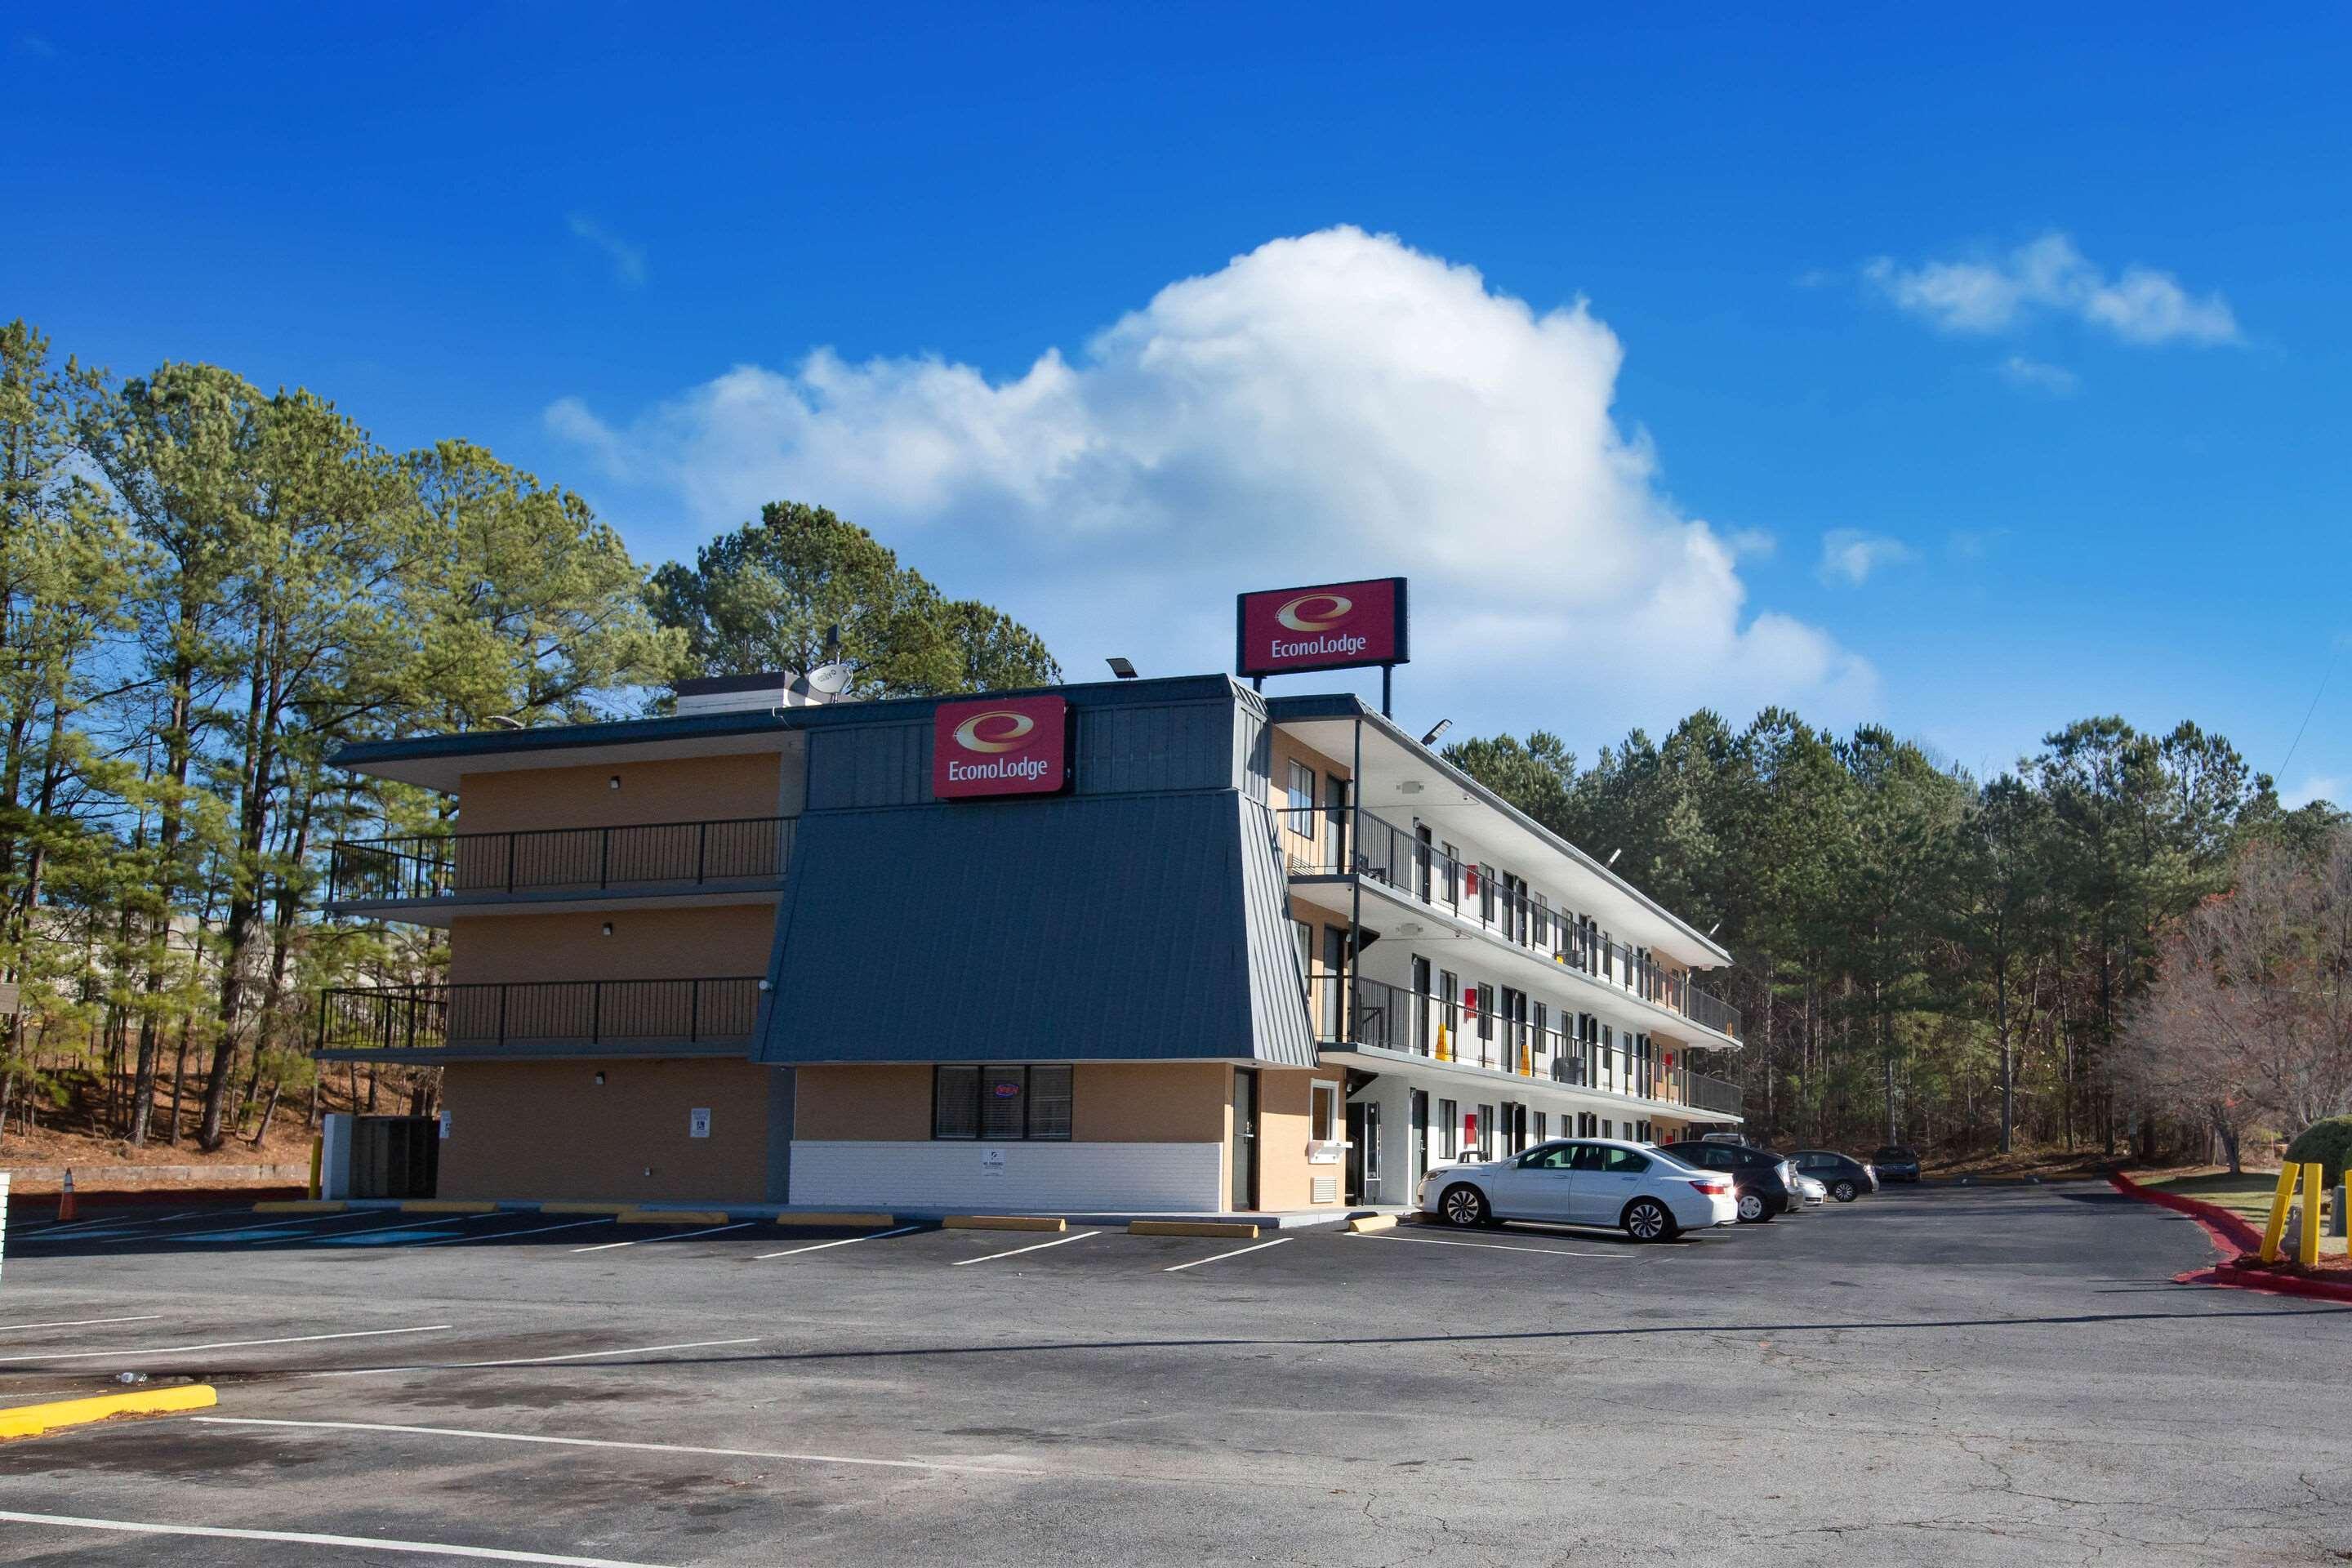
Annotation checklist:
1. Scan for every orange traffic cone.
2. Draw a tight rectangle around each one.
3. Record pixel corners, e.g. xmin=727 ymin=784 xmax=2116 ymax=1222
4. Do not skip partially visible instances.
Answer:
xmin=56 ymin=1168 xmax=76 ymax=1223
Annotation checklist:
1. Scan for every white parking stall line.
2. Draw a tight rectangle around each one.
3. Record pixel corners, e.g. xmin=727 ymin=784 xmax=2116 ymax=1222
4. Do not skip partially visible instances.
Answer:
xmin=193 ymin=1416 xmax=1052 ymax=1477
xmin=407 ymin=1218 xmax=616 ymax=1248
xmin=314 ymin=1337 xmax=762 ymax=1379
xmin=569 ymin=1223 xmax=751 ymax=1254
xmin=755 ymin=1225 xmax=920 ymax=1260
xmin=949 ymin=1230 xmax=1101 ymax=1267
xmin=0 ymin=1324 xmax=453 ymax=1365
xmin=1163 ymin=1236 xmax=1292 ymax=1272
xmin=1349 ymin=1232 xmax=1629 ymax=1259
xmin=18 ymin=1207 xmax=212 ymax=1239
xmin=0 ymin=1315 xmax=165 ymax=1334
xmin=0 ymin=1509 xmax=673 ymax=1566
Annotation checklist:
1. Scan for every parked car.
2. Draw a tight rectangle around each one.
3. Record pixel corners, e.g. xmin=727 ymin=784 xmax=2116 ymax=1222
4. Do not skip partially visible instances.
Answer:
xmin=1872 ymin=1146 xmax=1923 ymax=1183
xmin=1794 ymin=1174 xmax=1828 ymax=1207
xmin=1791 ymin=1149 xmax=1879 ymax=1201
xmin=1419 ymin=1138 xmax=1736 ymax=1242
xmin=1660 ymin=1139 xmax=1805 ymax=1223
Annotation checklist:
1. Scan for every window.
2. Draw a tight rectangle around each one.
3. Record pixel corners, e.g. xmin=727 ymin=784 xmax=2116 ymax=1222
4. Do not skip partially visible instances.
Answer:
xmin=1311 ymin=1080 xmax=1339 ymax=1143
xmin=1477 ymin=1103 xmax=1495 ymax=1156
xmin=1517 ymin=1142 xmax=1575 ymax=1170
xmin=1601 ymin=1146 xmax=1650 ymax=1174
xmin=1478 ymin=864 xmax=1496 ymax=924
xmin=1533 ymin=1111 xmax=1548 ymax=1142
xmin=1439 ymin=1098 xmax=1458 ymax=1157
xmin=933 ymin=1065 xmax=1071 ymax=1141
xmin=1293 ymin=920 xmax=1312 ymax=992
xmin=1473 ymin=984 xmax=1492 ymax=1042
xmin=1285 ymin=760 xmax=1315 ymax=813
xmin=1410 ymin=955 xmax=1432 ymax=1052
xmin=1441 ymin=843 xmax=1460 ymax=907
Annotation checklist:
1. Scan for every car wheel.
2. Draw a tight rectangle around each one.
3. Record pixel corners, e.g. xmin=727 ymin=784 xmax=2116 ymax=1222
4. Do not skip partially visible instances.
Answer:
xmin=1439 ymin=1183 xmax=1490 ymax=1228
xmin=1622 ymin=1197 xmax=1677 ymax=1243
xmin=1736 ymin=1191 xmax=1769 ymax=1223
xmin=1832 ymin=1179 xmax=1859 ymax=1202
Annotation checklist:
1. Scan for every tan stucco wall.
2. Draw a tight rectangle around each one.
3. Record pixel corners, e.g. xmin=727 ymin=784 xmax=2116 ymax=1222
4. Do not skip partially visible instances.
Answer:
xmin=1254 ymin=1064 xmax=1347 ymax=1209
xmin=1073 ymin=1062 xmax=1228 ymax=1142
xmin=457 ymin=753 xmax=786 ymax=835
xmin=795 ymin=1061 xmax=1232 ymax=1145
xmin=1267 ymin=728 xmax=1352 ymax=805
xmin=447 ymin=904 xmax=775 ymax=985
xmin=436 ymin=1058 xmax=773 ymax=1203
xmin=795 ymin=1065 xmax=933 ymax=1141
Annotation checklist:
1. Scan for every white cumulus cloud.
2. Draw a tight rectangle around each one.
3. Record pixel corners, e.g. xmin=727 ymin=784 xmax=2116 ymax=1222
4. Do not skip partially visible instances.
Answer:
xmin=1817 ymin=529 xmax=1918 ymax=588
xmin=549 ymin=226 xmax=1878 ymax=736
xmin=1863 ymin=233 xmax=2239 ymax=345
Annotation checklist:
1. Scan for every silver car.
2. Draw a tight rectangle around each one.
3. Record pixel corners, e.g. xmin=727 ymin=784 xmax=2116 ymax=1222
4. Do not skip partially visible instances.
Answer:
xmin=1418 ymin=1138 xmax=1738 ymax=1242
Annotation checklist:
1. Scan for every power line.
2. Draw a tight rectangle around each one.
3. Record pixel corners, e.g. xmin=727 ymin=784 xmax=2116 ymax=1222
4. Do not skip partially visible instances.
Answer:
xmin=2278 ymin=639 xmax=2343 ymax=782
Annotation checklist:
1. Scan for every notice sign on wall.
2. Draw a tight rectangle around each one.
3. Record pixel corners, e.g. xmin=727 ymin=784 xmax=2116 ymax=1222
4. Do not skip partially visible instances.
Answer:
xmin=980 ymin=1148 xmax=1007 ymax=1178
xmin=688 ymin=1107 xmax=711 ymax=1139
xmin=933 ymin=695 xmax=1070 ymax=800
xmin=1236 ymin=577 xmax=1408 ymax=679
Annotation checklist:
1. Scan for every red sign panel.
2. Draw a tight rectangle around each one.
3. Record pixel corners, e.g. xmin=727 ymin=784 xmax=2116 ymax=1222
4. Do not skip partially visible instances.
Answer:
xmin=933 ymin=696 xmax=1069 ymax=800
xmin=1236 ymin=577 xmax=1409 ymax=678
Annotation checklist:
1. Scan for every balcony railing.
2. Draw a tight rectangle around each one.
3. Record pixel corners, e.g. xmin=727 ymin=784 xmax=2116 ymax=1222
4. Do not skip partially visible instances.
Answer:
xmin=1305 ymin=974 xmax=1742 ymax=1118
xmin=314 ymin=976 xmax=764 ymax=1055
xmin=327 ymin=817 xmax=795 ymax=905
xmin=1276 ymin=804 xmax=1739 ymax=1040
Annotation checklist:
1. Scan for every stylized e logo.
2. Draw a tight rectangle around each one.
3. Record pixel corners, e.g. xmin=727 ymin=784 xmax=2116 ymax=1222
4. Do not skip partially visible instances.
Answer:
xmin=1276 ymin=593 xmax=1352 ymax=633
xmin=952 ymin=710 xmax=1036 ymax=753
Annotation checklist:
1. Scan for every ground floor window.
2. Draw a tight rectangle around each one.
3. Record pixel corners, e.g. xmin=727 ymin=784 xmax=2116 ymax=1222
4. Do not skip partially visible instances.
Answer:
xmin=1439 ymin=1098 xmax=1458 ymax=1157
xmin=933 ymin=1065 xmax=1074 ymax=1141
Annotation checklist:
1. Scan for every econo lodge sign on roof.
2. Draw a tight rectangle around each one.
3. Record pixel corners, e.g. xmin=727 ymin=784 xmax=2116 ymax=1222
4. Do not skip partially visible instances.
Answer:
xmin=1236 ymin=577 xmax=1409 ymax=679
xmin=933 ymin=695 xmax=1070 ymax=800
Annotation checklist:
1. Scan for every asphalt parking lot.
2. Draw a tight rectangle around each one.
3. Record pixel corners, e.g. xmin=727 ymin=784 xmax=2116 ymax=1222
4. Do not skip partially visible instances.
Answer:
xmin=0 ymin=1184 xmax=2343 ymax=1566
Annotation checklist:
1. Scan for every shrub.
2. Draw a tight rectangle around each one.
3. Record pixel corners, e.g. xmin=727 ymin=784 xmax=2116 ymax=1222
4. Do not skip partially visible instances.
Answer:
xmin=2284 ymin=1116 xmax=2352 ymax=1189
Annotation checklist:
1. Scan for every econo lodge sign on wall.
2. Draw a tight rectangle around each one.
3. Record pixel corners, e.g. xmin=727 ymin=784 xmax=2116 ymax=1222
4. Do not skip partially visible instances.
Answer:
xmin=933 ymin=695 xmax=1070 ymax=800
xmin=1235 ymin=577 xmax=1409 ymax=678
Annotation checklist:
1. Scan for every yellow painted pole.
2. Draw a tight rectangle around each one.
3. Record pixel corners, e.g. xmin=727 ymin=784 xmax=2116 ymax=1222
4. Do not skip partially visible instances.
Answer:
xmin=2260 ymin=1165 xmax=2299 ymax=1263
xmin=308 ymin=1135 xmax=323 ymax=1200
xmin=2301 ymin=1162 xmax=2327 ymax=1267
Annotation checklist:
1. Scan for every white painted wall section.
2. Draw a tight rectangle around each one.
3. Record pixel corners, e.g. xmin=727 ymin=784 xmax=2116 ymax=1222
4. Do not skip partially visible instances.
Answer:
xmin=791 ymin=1141 xmax=1223 ymax=1212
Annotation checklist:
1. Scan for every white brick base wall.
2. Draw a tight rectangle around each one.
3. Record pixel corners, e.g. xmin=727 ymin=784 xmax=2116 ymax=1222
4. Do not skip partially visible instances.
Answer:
xmin=790 ymin=1141 xmax=1224 ymax=1212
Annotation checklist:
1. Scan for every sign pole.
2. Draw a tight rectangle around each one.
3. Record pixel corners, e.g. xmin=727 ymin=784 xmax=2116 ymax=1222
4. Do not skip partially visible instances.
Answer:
xmin=1380 ymin=664 xmax=1392 ymax=719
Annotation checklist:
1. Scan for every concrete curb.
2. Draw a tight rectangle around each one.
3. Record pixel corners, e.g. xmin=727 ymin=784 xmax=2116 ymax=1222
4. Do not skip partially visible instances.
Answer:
xmin=0 ymin=1383 xmax=216 ymax=1441
xmin=946 ymin=1215 xmax=1066 ymax=1232
xmin=1130 ymin=1220 xmax=1258 ymax=1239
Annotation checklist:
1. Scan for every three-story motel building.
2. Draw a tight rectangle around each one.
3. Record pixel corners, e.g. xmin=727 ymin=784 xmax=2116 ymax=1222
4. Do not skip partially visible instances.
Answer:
xmin=316 ymin=584 xmax=1742 ymax=1216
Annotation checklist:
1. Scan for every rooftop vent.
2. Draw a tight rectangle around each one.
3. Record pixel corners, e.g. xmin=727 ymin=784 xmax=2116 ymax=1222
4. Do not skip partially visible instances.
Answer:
xmin=675 ymin=668 xmax=855 ymax=715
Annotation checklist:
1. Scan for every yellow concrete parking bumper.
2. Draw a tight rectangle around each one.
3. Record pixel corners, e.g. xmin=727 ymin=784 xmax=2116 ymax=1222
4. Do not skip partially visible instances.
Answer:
xmin=0 ymin=1384 xmax=216 ymax=1441
xmin=253 ymin=1200 xmax=344 ymax=1214
xmin=1347 ymin=1214 xmax=1399 ymax=1233
xmin=782 ymin=1212 xmax=898 ymax=1228
xmin=615 ymin=1209 xmax=733 ymax=1226
xmin=399 ymin=1200 xmax=498 ymax=1215
xmin=945 ymin=1215 xmax=1066 ymax=1232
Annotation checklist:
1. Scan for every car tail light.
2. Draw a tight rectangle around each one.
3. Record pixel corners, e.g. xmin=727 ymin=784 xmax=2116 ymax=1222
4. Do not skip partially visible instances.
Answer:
xmin=1690 ymin=1179 xmax=1731 ymax=1196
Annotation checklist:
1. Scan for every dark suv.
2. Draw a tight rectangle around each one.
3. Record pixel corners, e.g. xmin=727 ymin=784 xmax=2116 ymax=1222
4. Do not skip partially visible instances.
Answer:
xmin=1660 ymin=1140 xmax=1802 ymax=1223
xmin=1872 ymin=1146 xmax=1922 ymax=1183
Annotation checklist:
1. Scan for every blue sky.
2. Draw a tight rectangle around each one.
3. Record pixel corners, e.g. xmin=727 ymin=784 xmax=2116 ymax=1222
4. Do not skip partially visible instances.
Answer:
xmin=10 ymin=6 xmax=2348 ymax=801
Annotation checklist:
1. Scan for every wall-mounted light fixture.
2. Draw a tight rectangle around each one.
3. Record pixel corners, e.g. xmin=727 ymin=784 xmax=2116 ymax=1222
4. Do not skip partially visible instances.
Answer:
xmin=593 ymin=1071 xmax=606 ymax=1086
xmin=608 ymin=775 xmax=621 ymax=791
xmin=600 ymin=921 xmax=613 ymax=937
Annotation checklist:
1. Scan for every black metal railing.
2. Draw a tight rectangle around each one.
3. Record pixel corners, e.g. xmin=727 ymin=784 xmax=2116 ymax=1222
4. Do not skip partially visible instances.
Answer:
xmin=1276 ymin=804 xmax=1740 ymax=1040
xmin=327 ymin=817 xmax=795 ymax=904
xmin=1303 ymin=973 xmax=1741 ymax=1116
xmin=314 ymin=976 xmax=763 ymax=1054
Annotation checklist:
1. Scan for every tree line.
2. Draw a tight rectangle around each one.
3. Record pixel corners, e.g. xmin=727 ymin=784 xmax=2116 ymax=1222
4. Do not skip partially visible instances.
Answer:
xmin=1446 ymin=713 xmax=2346 ymax=1162
xmin=0 ymin=321 xmax=1058 ymax=1150
xmin=7 ymin=315 xmax=2341 ymax=1165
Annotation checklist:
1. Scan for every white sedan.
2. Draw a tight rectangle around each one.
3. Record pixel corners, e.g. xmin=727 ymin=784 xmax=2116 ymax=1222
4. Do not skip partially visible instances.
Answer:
xmin=1417 ymin=1138 xmax=1737 ymax=1242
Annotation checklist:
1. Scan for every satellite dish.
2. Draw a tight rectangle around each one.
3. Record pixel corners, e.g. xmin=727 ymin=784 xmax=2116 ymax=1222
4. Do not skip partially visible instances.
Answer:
xmin=805 ymin=662 xmax=853 ymax=698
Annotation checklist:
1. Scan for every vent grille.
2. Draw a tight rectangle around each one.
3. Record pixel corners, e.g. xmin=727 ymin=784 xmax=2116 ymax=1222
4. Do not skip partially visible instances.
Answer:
xmin=1312 ymin=1176 xmax=1338 ymax=1204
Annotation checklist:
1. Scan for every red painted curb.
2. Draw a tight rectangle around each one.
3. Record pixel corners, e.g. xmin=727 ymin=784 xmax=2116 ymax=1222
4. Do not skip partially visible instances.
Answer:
xmin=2111 ymin=1170 xmax=2352 ymax=1305
xmin=2107 ymin=1170 xmax=2261 ymax=1254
